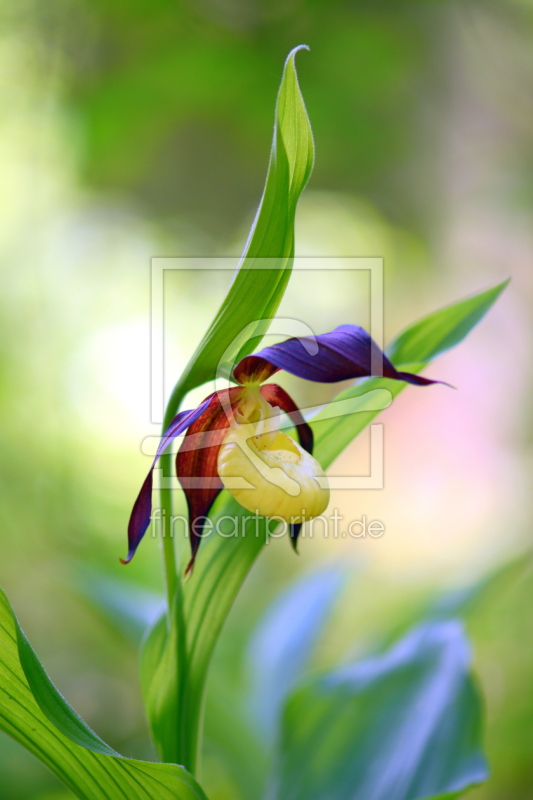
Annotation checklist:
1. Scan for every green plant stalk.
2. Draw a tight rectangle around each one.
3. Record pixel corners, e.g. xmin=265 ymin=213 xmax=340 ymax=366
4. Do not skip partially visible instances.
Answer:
xmin=160 ymin=453 xmax=178 ymax=620
xmin=159 ymin=384 xmax=197 ymax=773
xmin=160 ymin=379 xmax=189 ymax=620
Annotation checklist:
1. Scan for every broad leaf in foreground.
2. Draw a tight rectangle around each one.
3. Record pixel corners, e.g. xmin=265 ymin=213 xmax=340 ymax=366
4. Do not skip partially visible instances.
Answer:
xmin=0 ymin=588 xmax=208 ymax=800
xmin=270 ymin=621 xmax=487 ymax=800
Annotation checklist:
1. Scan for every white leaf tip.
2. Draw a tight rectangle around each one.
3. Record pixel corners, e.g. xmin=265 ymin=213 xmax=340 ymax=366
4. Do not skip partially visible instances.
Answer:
xmin=286 ymin=44 xmax=310 ymax=64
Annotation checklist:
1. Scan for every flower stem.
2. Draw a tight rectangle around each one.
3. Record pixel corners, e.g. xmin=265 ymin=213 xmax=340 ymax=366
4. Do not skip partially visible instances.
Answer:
xmin=158 ymin=385 xmax=195 ymax=772
xmin=160 ymin=383 xmax=186 ymax=623
xmin=160 ymin=450 xmax=178 ymax=626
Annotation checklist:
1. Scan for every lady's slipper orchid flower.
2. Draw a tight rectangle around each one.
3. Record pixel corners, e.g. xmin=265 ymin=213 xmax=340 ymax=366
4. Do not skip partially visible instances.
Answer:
xmin=124 ymin=324 xmax=442 ymax=573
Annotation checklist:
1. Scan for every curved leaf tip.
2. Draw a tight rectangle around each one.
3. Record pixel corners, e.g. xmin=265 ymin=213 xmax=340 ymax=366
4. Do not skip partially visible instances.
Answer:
xmin=286 ymin=44 xmax=310 ymax=60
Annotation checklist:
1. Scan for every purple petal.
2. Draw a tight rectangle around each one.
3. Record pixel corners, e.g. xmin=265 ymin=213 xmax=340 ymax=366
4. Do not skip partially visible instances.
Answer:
xmin=122 ymin=395 xmax=214 ymax=564
xmin=249 ymin=325 xmax=443 ymax=386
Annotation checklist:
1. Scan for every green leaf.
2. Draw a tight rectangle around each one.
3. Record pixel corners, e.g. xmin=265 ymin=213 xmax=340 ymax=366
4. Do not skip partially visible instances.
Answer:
xmin=311 ymin=279 xmax=508 ymax=468
xmin=167 ymin=45 xmax=314 ymax=407
xmin=386 ymin=280 xmax=509 ymax=365
xmin=271 ymin=621 xmax=487 ymax=800
xmin=75 ymin=566 xmax=163 ymax=645
xmin=0 ymin=587 xmax=208 ymax=800
xmin=141 ymin=495 xmax=269 ymax=768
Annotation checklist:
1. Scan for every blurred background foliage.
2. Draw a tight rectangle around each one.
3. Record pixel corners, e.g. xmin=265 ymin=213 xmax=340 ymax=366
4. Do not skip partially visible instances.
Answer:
xmin=0 ymin=0 xmax=531 ymax=798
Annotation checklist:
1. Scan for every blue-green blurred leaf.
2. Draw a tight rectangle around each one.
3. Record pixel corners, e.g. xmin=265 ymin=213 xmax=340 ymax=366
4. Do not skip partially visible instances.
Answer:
xmin=76 ymin=566 xmax=163 ymax=644
xmin=270 ymin=621 xmax=487 ymax=800
xmin=0 ymin=588 xmax=208 ymax=800
xmin=247 ymin=566 xmax=346 ymax=741
xmin=429 ymin=554 xmax=529 ymax=621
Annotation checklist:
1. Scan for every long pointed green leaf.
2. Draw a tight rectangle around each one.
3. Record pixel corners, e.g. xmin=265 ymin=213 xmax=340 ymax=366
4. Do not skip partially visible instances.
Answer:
xmin=312 ymin=279 xmax=509 ymax=467
xmin=386 ymin=280 xmax=509 ymax=365
xmin=0 ymin=588 xmax=208 ymax=800
xmin=167 ymin=45 xmax=314 ymax=406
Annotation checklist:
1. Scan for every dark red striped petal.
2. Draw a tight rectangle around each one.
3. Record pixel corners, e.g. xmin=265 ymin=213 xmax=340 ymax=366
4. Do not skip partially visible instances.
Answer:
xmin=122 ymin=395 xmax=215 ymax=564
xmin=177 ymin=387 xmax=244 ymax=575
xmin=236 ymin=325 xmax=444 ymax=387
xmin=259 ymin=383 xmax=313 ymax=454
xmin=233 ymin=355 xmax=279 ymax=385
